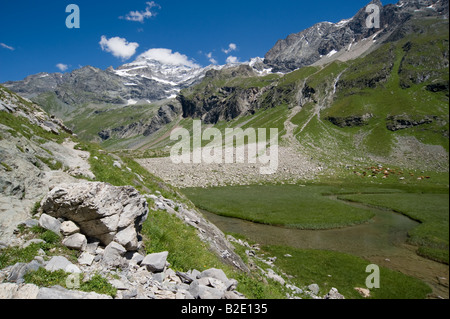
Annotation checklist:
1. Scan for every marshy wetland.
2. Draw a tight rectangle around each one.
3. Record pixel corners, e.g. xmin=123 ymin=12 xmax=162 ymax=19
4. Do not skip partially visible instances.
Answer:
xmin=183 ymin=182 xmax=449 ymax=299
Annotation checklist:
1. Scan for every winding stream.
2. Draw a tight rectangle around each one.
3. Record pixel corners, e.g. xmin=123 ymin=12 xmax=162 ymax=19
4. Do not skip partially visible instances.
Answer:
xmin=201 ymin=196 xmax=449 ymax=298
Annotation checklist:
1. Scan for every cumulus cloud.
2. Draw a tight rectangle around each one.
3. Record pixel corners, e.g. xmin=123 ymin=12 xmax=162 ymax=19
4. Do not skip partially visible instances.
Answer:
xmin=206 ymin=52 xmax=217 ymax=65
xmin=0 ymin=43 xmax=14 ymax=51
xmin=222 ymin=43 xmax=237 ymax=54
xmin=138 ymin=48 xmax=200 ymax=68
xmin=99 ymin=36 xmax=139 ymax=60
xmin=226 ymin=56 xmax=239 ymax=64
xmin=120 ymin=1 xmax=160 ymax=23
xmin=56 ymin=63 xmax=69 ymax=72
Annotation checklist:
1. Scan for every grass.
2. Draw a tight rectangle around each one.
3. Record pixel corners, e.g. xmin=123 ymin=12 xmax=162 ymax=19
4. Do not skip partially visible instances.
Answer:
xmin=182 ymin=184 xmax=376 ymax=230
xmin=0 ymin=110 xmax=70 ymax=145
xmin=140 ymin=204 xmax=290 ymax=299
xmin=65 ymin=102 xmax=160 ymax=143
xmin=0 ymin=226 xmax=79 ymax=269
xmin=183 ymin=181 xmax=449 ymax=266
xmin=141 ymin=208 xmax=223 ymax=272
xmin=263 ymin=246 xmax=433 ymax=299
xmin=24 ymin=269 xmax=117 ymax=297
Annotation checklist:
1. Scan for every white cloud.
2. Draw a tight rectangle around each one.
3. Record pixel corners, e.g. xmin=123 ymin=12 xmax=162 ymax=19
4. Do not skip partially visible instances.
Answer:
xmin=120 ymin=1 xmax=160 ymax=23
xmin=206 ymin=52 xmax=217 ymax=65
xmin=56 ymin=63 xmax=69 ymax=72
xmin=226 ymin=56 xmax=239 ymax=64
xmin=138 ymin=48 xmax=200 ymax=68
xmin=99 ymin=36 xmax=139 ymax=60
xmin=222 ymin=43 xmax=237 ymax=54
xmin=0 ymin=43 xmax=14 ymax=51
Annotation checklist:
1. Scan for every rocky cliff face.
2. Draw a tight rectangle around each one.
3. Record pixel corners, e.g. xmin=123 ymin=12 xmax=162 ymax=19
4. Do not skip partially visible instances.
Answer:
xmin=178 ymin=65 xmax=280 ymax=124
xmin=264 ymin=0 xmax=448 ymax=73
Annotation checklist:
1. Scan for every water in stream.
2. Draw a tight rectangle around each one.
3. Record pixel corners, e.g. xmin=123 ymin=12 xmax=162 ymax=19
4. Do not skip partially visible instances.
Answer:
xmin=201 ymin=199 xmax=449 ymax=298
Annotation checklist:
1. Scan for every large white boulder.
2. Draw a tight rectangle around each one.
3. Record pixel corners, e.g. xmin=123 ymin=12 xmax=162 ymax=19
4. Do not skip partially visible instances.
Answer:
xmin=40 ymin=182 xmax=149 ymax=251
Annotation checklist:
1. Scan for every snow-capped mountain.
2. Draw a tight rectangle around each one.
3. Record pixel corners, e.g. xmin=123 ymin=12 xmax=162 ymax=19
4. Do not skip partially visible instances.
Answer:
xmin=3 ymin=58 xmax=213 ymax=106
xmin=112 ymin=53 xmax=219 ymax=103
xmin=3 ymin=52 xmax=273 ymax=109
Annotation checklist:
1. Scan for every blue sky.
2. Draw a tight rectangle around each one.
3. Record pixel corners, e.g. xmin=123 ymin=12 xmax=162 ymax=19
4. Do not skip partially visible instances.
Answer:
xmin=0 ymin=0 xmax=397 ymax=82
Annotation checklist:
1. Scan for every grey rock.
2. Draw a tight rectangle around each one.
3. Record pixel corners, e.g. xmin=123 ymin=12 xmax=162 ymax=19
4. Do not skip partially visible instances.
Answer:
xmin=37 ymin=285 xmax=112 ymax=299
xmin=130 ymin=252 xmax=145 ymax=265
xmin=187 ymin=269 xmax=201 ymax=280
xmin=85 ymin=241 xmax=100 ymax=254
xmin=7 ymin=260 xmax=41 ymax=283
xmin=14 ymin=284 xmax=40 ymax=299
xmin=189 ymin=280 xmax=225 ymax=300
xmin=324 ymin=287 xmax=345 ymax=299
xmin=0 ymin=283 xmax=19 ymax=299
xmin=308 ymin=283 xmax=320 ymax=295
xmin=40 ymin=182 xmax=149 ymax=251
xmin=122 ymin=289 xmax=138 ymax=299
xmin=45 ymin=256 xmax=81 ymax=274
xmin=38 ymin=213 xmax=61 ymax=235
xmin=198 ymin=268 xmax=230 ymax=286
xmin=152 ymin=272 xmax=165 ymax=284
xmin=102 ymin=241 xmax=127 ymax=268
xmin=60 ymin=220 xmax=80 ymax=236
xmin=141 ymin=251 xmax=169 ymax=273
xmin=224 ymin=290 xmax=245 ymax=299
xmin=176 ymin=271 xmax=194 ymax=284
xmin=266 ymin=268 xmax=285 ymax=286
xmin=78 ymin=252 xmax=95 ymax=266
xmin=62 ymin=233 xmax=87 ymax=251
xmin=109 ymin=279 xmax=128 ymax=290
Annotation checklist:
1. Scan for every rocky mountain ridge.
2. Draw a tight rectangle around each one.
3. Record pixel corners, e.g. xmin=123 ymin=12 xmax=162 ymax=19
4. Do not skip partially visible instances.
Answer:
xmin=265 ymin=0 xmax=449 ymax=72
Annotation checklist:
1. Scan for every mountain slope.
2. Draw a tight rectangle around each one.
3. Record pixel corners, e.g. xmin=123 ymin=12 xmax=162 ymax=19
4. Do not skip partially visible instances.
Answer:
xmin=264 ymin=0 xmax=449 ymax=72
xmin=169 ymin=13 xmax=448 ymax=174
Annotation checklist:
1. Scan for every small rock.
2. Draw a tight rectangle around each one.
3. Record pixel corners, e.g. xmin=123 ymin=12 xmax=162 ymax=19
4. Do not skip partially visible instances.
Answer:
xmin=60 ymin=221 xmax=80 ymax=236
xmin=142 ymin=251 xmax=169 ymax=273
xmin=198 ymin=268 xmax=230 ymax=286
xmin=325 ymin=288 xmax=345 ymax=299
xmin=38 ymin=213 xmax=61 ymax=235
xmin=45 ymin=256 xmax=81 ymax=274
xmin=266 ymin=269 xmax=285 ymax=286
xmin=113 ymin=161 xmax=122 ymax=169
xmin=7 ymin=261 xmax=41 ymax=283
xmin=354 ymin=287 xmax=371 ymax=298
xmin=102 ymin=242 xmax=127 ymax=268
xmin=308 ymin=283 xmax=320 ymax=295
xmin=37 ymin=285 xmax=112 ymax=299
xmin=62 ymin=233 xmax=87 ymax=251
xmin=78 ymin=252 xmax=95 ymax=266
